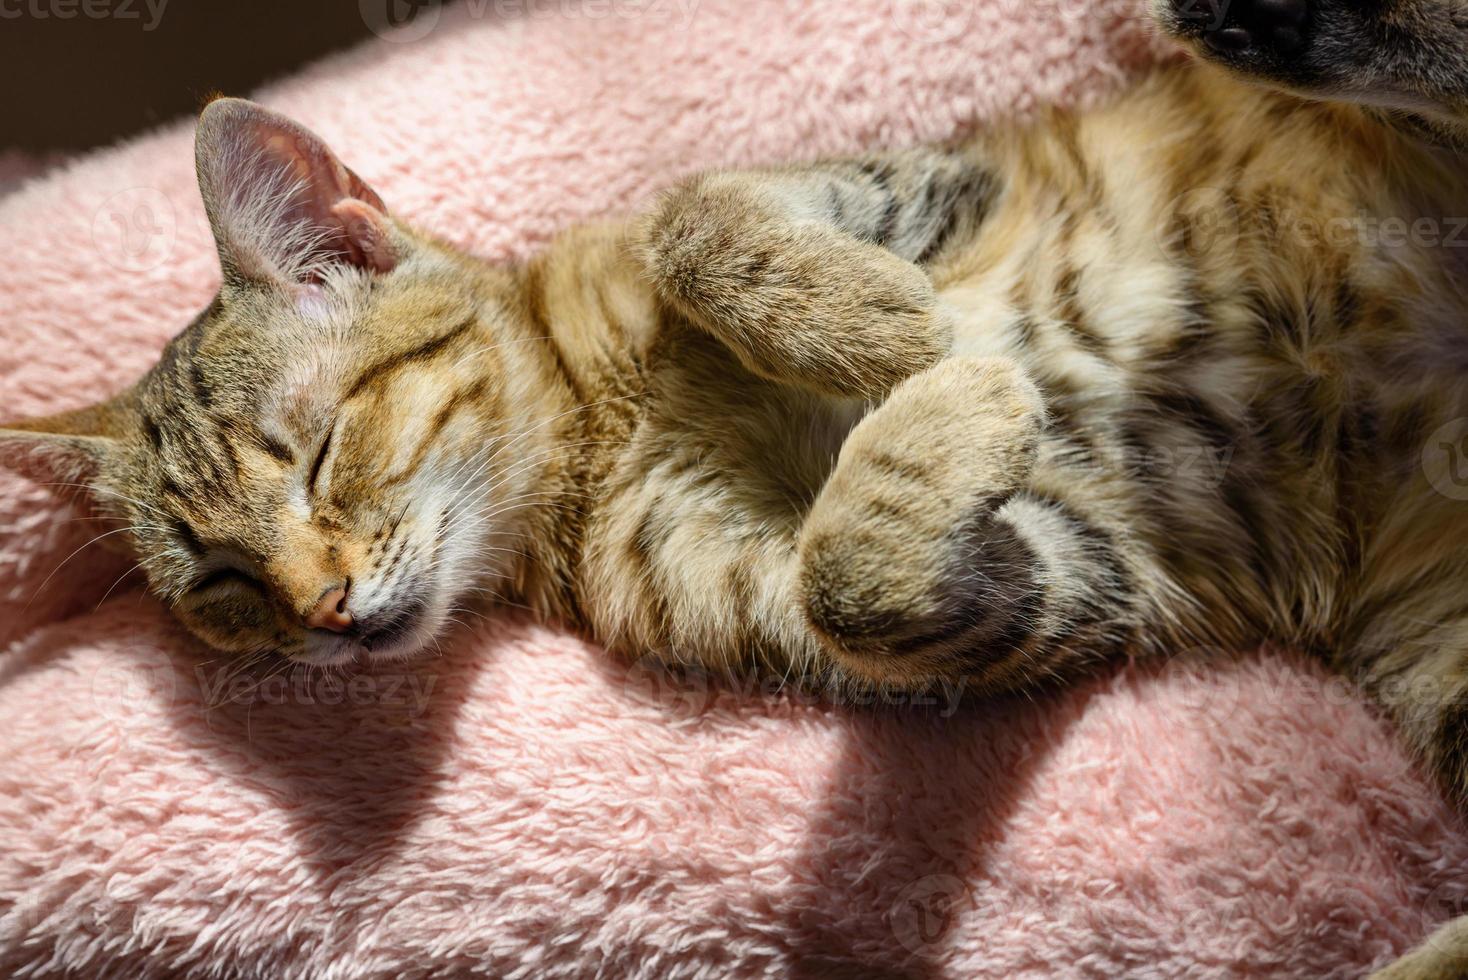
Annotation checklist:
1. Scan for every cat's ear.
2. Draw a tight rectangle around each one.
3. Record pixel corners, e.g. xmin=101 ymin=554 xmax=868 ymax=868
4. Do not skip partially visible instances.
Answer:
xmin=0 ymin=400 xmax=130 ymax=493
xmin=195 ymin=97 xmax=398 ymax=285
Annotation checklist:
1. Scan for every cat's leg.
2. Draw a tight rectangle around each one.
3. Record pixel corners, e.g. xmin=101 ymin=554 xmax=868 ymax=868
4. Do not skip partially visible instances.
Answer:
xmin=797 ymin=354 xmax=1137 ymax=692
xmin=642 ymin=148 xmax=997 ymax=400
xmin=579 ymin=335 xmax=861 ymax=680
xmin=586 ymin=341 xmax=1132 ymax=695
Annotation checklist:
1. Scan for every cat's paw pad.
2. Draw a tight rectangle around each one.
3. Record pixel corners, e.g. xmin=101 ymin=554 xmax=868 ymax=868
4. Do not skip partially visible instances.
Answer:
xmin=1162 ymin=0 xmax=1308 ymax=58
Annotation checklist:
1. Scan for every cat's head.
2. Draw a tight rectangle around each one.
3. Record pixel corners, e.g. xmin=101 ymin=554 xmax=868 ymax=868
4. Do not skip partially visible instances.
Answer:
xmin=1153 ymin=0 xmax=1468 ymax=148
xmin=0 ymin=99 xmax=549 ymax=666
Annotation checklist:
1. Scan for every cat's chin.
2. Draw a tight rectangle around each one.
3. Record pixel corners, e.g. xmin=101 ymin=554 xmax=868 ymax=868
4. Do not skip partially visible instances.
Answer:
xmin=293 ymin=631 xmax=433 ymax=669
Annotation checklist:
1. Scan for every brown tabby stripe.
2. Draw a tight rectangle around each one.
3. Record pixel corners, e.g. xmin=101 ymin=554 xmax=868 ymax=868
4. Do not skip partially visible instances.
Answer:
xmin=344 ymin=314 xmax=477 ymax=400
xmin=383 ymin=379 xmax=492 ymax=486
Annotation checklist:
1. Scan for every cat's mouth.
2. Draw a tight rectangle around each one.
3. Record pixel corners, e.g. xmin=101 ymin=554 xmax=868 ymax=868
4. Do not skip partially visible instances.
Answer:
xmin=357 ymin=600 xmax=430 ymax=653
xmin=296 ymin=598 xmax=433 ymax=667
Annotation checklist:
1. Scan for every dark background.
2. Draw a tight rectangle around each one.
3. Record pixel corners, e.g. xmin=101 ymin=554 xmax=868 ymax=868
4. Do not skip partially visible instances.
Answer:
xmin=1 ymin=0 xmax=446 ymax=153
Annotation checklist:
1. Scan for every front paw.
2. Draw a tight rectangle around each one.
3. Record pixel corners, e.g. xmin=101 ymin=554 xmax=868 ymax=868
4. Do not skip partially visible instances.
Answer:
xmin=796 ymin=356 xmax=1045 ymax=685
xmin=640 ymin=173 xmax=762 ymax=325
xmin=640 ymin=175 xmax=949 ymax=399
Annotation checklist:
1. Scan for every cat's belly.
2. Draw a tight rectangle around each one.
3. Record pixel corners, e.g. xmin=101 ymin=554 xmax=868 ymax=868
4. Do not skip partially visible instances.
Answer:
xmin=939 ymin=288 xmax=1023 ymax=361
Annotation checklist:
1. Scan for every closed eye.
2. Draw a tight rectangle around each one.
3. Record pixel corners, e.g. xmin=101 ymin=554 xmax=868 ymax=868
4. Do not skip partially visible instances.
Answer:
xmin=308 ymin=425 xmax=335 ymax=496
xmin=189 ymin=568 xmax=261 ymax=594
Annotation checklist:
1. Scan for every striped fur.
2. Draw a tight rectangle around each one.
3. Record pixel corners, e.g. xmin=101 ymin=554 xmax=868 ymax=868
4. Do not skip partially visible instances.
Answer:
xmin=5 ymin=5 xmax=1468 ymax=972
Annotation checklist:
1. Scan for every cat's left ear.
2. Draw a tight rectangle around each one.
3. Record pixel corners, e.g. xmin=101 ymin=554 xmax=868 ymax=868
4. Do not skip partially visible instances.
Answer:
xmin=0 ymin=399 xmax=131 ymax=494
xmin=195 ymin=97 xmax=399 ymax=286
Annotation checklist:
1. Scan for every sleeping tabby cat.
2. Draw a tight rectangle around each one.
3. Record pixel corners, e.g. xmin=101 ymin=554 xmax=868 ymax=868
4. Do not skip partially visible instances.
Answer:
xmin=5 ymin=0 xmax=1468 ymax=972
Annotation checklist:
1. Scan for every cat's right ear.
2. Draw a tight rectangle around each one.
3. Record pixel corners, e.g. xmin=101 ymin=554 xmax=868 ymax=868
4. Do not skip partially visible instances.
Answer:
xmin=0 ymin=400 xmax=130 ymax=495
xmin=194 ymin=97 xmax=399 ymax=287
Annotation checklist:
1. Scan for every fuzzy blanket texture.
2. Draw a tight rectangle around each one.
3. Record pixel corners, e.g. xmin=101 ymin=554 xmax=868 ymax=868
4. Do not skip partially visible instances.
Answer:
xmin=2 ymin=0 xmax=1466 ymax=976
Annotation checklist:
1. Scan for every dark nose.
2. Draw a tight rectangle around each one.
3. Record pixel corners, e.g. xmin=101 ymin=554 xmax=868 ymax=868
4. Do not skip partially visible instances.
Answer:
xmin=306 ymin=582 xmax=353 ymax=633
xmin=1183 ymin=0 xmax=1307 ymax=55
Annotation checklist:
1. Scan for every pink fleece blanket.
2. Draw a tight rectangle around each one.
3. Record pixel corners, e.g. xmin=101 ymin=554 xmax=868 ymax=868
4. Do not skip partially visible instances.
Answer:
xmin=3 ymin=1 xmax=1466 ymax=976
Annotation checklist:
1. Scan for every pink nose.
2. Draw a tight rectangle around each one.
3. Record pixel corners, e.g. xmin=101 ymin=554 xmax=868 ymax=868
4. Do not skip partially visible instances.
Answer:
xmin=306 ymin=584 xmax=353 ymax=633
